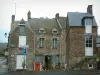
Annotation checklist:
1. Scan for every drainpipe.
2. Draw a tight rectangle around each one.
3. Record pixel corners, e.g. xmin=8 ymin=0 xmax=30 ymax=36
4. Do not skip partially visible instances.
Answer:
xmin=32 ymin=31 xmax=36 ymax=71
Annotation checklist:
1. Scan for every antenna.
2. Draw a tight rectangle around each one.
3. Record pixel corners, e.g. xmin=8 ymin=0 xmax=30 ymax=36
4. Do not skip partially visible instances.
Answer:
xmin=14 ymin=1 xmax=16 ymax=15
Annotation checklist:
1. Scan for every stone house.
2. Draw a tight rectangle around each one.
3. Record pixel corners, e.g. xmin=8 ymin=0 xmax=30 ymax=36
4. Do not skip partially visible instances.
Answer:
xmin=66 ymin=5 xmax=98 ymax=70
xmin=8 ymin=11 xmax=66 ymax=71
xmin=8 ymin=5 xmax=99 ymax=71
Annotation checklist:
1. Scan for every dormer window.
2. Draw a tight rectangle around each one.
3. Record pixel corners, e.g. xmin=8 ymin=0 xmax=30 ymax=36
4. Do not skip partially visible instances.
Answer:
xmin=83 ymin=17 xmax=93 ymax=33
xmin=52 ymin=28 xmax=58 ymax=35
xmin=19 ymin=19 xmax=26 ymax=35
xmin=85 ymin=18 xmax=92 ymax=26
xmin=39 ymin=28 xmax=45 ymax=34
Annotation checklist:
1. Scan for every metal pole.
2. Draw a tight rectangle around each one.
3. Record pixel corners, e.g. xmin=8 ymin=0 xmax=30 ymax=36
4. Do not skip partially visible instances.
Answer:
xmin=14 ymin=1 xmax=16 ymax=15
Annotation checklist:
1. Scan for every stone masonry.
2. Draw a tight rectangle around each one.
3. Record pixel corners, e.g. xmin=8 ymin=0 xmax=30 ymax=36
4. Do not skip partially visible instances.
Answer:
xmin=66 ymin=27 xmax=97 ymax=69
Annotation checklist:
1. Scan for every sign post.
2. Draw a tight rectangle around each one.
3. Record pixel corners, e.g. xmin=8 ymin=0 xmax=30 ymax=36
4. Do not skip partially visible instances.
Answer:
xmin=22 ymin=48 xmax=27 ymax=70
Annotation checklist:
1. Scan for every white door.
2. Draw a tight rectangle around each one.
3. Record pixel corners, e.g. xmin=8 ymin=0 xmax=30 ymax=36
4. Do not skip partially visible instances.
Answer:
xmin=16 ymin=55 xmax=26 ymax=69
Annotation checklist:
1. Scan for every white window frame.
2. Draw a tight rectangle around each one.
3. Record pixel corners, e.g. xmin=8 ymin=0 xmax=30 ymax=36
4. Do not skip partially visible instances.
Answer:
xmin=52 ymin=38 xmax=58 ymax=49
xmin=85 ymin=36 xmax=93 ymax=48
xmin=52 ymin=28 xmax=58 ymax=35
xmin=39 ymin=37 xmax=44 ymax=48
xmin=85 ymin=36 xmax=93 ymax=56
xmin=39 ymin=28 xmax=45 ymax=34
xmin=85 ymin=18 xmax=92 ymax=26
xmin=88 ymin=64 xmax=93 ymax=69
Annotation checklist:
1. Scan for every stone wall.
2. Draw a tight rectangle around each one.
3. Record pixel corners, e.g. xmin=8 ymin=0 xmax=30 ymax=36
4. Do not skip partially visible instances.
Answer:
xmin=66 ymin=27 xmax=97 ymax=69
xmin=8 ymin=26 xmax=34 ymax=71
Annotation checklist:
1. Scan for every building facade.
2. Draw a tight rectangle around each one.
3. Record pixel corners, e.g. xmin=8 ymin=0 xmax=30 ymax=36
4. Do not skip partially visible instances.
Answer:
xmin=8 ymin=11 xmax=66 ymax=71
xmin=8 ymin=5 xmax=99 ymax=71
xmin=66 ymin=5 xmax=98 ymax=70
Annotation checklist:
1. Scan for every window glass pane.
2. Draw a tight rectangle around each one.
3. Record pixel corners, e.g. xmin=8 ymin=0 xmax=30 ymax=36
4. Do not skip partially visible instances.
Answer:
xmin=86 ymin=44 xmax=88 ymax=47
xmin=53 ymin=31 xmax=57 ymax=34
xmin=40 ymin=30 xmax=44 ymax=33
xmin=89 ymin=44 xmax=92 ymax=47
xmin=86 ymin=39 xmax=89 ymax=43
xmin=20 ymin=26 xmax=25 ymax=33
xmin=89 ymin=39 xmax=92 ymax=43
xmin=19 ymin=26 xmax=25 ymax=35
xmin=52 ymin=38 xmax=58 ymax=48
xmin=88 ymin=64 xmax=93 ymax=67
xmin=85 ymin=36 xmax=92 ymax=47
xmin=39 ymin=38 xmax=44 ymax=48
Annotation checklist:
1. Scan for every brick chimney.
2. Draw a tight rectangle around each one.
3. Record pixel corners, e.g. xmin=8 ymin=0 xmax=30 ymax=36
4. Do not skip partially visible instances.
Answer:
xmin=12 ymin=15 xmax=15 ymax=22
xmin=87 ymin=5 xmax=93 ymax=15
xmin=55 ymin=13 xmax=59 ymax=19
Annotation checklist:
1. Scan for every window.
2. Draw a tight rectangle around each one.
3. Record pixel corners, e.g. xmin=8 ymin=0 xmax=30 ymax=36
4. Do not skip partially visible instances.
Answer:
xmin=85 ymin=18 xmax=92 ymax=25
xmin=88 ymin=64 xmax=93 ymax=69
xmin=85 ymin=35 xmax=93 ymax=56
xmin=84 ymin=18 xmax=92 ymax=33
xmin=55 ymin=55 xmax=60 ymax=66
xmin=85 ymin=36 xmax=92 ymax=47
xmin=52 ymin=38 xmax=58 ymax=49
xmin=39 ymin=38 xmax=44 ymax=48
xmin=19 ymin=26 xmax=26 ymax=35
xmin=52 ymin=28 xmax=58 ymax=35
xmin=39 ymin=28 xmax=45 ymax=34
xmin=85 ymin=25 xmax=92 ymax=33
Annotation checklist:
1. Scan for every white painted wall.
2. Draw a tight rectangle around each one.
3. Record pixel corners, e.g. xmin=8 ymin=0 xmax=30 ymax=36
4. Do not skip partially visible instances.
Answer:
xmin=19 ymin=36 xmax=26 ymax=47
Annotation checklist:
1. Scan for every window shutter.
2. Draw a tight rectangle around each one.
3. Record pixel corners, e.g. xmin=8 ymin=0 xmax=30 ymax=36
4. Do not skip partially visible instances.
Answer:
xmin=19 ymin=36 xmax=26 ymax=47
xmin=85 ymin=25 xmax=92 ymax=33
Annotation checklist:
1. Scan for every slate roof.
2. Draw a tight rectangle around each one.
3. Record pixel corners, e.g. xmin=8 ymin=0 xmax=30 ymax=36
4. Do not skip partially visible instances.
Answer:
xmin=29 ymin=18 xmax=58 ymax=33
xmin=67 ymin=12 xmax=97 ymax=26
xmin=59 ymin=17 xmax=66 ymax=28
xmin=9 ymin=21 xmax=20 ymax=34
xmin=10 ymin=14 xmax=67 ymax=34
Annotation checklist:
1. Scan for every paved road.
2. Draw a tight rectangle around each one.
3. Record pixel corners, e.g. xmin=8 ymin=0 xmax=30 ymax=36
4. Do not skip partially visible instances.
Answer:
xmin=0 ymin=70 xmax=100 ymax=75
xmin=0 ymin=57 xmax=8 ymax=74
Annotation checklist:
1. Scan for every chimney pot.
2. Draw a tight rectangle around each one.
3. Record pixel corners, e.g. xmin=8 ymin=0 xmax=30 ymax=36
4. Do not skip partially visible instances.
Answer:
xmin=27 ymin=10 xmax=31 ymax=20
xmin=87 ymin=5 xmax=93 ymax=15
xmin=12 ymin=15 xmax=15 ymax=22
xmin=55 ymin=13 xmax=59 ymax=19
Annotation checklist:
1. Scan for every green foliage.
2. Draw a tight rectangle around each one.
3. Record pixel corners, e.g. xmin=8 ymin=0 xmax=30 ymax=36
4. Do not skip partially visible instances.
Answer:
xmin=0 ymin=52 xmax=5 ymax=57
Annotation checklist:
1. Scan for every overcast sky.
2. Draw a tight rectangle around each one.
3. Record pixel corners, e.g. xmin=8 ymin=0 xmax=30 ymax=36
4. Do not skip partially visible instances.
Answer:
xmin=0 ymin=0 xmax=100 ymax=42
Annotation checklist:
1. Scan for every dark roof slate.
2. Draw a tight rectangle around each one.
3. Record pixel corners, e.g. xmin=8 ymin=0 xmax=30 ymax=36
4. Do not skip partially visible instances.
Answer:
xmin=67 ymin=12 xmax=97 ymax=26
xmin=29 ymin=18 xmax=58 ymax=33
xmin=59 ymin=17 xmax=66 ymax=28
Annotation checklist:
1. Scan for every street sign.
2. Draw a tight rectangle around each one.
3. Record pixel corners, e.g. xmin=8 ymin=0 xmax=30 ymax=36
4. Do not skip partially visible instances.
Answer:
xmin=20 ymin=45 xmax=29 ymax=48
xmin=22 ymin=48 xmax=27 ymax=55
